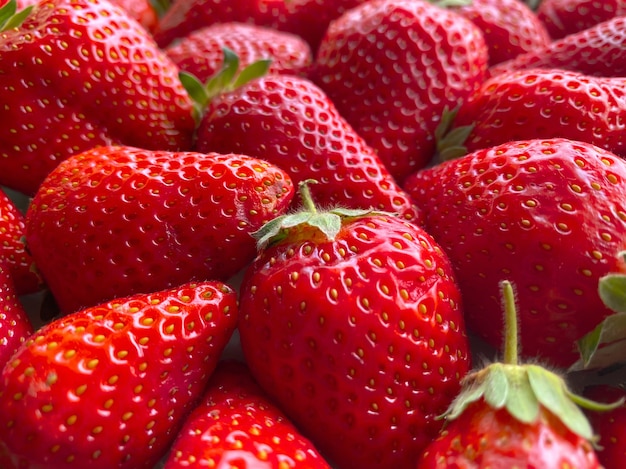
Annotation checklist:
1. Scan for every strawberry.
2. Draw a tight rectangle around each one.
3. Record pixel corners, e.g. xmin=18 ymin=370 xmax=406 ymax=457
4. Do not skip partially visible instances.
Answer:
xmin=443 ymin=69 xmax=626 ymax=159
xmin=417 ymin=280 xmax=610 ymax=468
xmin=403 ymin=138 xmax=626 ymax=368
xmin=584 ymin=385 xmax=626 ymax=469
xmin=165 ymin=22 xmax=313 ymax=84
xmin=0 ymin=0 xmax=196 ymax=196
xmin=193 ymin=72 xmax=422 ymax=224
xmin=0 ymin=187 xmax=41 ymax=295
xmin=311 ymin=0 xmax=488 ymax=182
xmin=237 ymin=182 xmax=471 ymax=469
xmin=24 ymin=145 xmax=294 ymax=314
xmin=0 ymin=280 xmax=238 ymax=469
xmin=163 ymin=360 xmax=332 ymax=468
xmin=0 ymin=264 xmax=33 ymax=369
xmin=448 ymin=0 xmax=551 ymax=66
xmin=489 ymin=15 xmax=626 ymax=77
xmin=537 ymin=0 xmax=626 ymax=40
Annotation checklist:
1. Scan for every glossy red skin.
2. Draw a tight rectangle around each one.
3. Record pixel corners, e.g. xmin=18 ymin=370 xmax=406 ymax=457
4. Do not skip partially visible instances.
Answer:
xmin=537 ymin=0 xmax=626 ymax=40
xmin=584 ymin=385 xmax=626 ymax=469
xmin=0 ymin=0 xmax=196 ymax=196
xmin=164 ymin=360 xmax=331 ymax=468
xmin=0 ymin=281 xmax=238 ymax=469
xmin=417 ymin=400 xmax=601 ymax=468
xmin=451 ymin=69 xmax=626 ymax=158
xmin=452 ymin=0 xmax=550 ymax=66
xmin=238 ymin=215 xmax=471 ymax=469
xmin=25 ymin=146 xmax=294 ymax=314
xmin=195 ymin=74 xmax=423 ymax=224
xmin=403 ymin=138 xmax=626 ymax=368
xmin=312 ymin=0 xmax=488 ymax=182
xmin=0 ymin=188 xmax=41 ymax=295
xmin=490 ymin=16 xmax=626 ymax=78
xmin=0 ymin=265 xmax=33 ymax=369
xmin=165 ymin=22 xmax=313 ymax=83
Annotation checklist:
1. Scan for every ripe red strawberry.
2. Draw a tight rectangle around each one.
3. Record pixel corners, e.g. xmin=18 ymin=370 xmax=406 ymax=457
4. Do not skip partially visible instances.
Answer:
xmin=311 ymin=0 xmax=488 ymax=182
xmin=537 ymin=0 xmax=626 ymax=39
xmin=0 ymin=280 xmax=238 ymax=469
xmin=163 ymin=360 xmax=332 ymax=468
xmin=449 ymin=0 xmax=551 ymax=66
xmin=403 ymin=138 xmax=626 ymax=368
xmin=584 ymin=385 xmax=626 ymax=469
xmin=444 ymin=69 xmax=626 ymax=159
xmin=0 ymin=264 xmax=33 ymax=369
xmin=0 ymin=187 xmax=41 ymax=295
xmin=194 ymin=73 xmax=422 ymax=224
xmin=417 ymin=280 xmax=608 ymax=468
xmin=0 ymin=0 xmax=196 ymax=196
xmin=489 ymin=15 xmax=626 ymax=77
xmin=24 ymin=145 xmax=294 ymax=314
xmin=237 ymin=182 xmax=471 ymax=469
xmin=165 ymin=22 xmax=313 ymax=84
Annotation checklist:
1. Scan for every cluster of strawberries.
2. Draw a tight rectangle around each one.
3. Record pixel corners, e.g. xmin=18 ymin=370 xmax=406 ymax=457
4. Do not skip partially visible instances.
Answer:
xmin=1 ymin=0 xmax=626 ymax=467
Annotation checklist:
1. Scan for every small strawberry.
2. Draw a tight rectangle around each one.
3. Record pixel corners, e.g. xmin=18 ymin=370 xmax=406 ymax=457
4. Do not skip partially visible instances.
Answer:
xmin=417 ymin=280 xmax=613 ymax=468
xmin=237 ymin=181 xmax=471 ymax=469
xmin=311 ymin=0 xmax=488 ymax=182
xmin=165 ymin=22 xmax=313 ymax=84
xmin=0 ymin=264 xmax=33 ymax=369
xmin=584 ymin=385 xmax=626 ymax=469
xmin=192 ymin=69 xmax=422 ymax=224
xmin=25 ymin=145 xmax=294 ymax=314
xmin=403 ymin=138 xmax=626 ymax=368
xmin=0 ymin=280 xmax=238 ymax=469
xmin=489 ymin=15 xmax=626 ymax=77
xmin=163 ymin=360 xmax=332 ymax=468
xmin=443 ymin=69 xmax=626 ymax=159
xmin=0 ymin=0 xmax=196 ymax=196
xmin=537 ymin=0 xmax=626 ymax=40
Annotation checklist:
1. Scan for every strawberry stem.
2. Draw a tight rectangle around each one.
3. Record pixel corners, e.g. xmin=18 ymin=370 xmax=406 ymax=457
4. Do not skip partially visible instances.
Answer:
xmin=299 ymin=180 xmax=319 ymax=215
xmin=501 ymin=280 xmax=519 ymax=366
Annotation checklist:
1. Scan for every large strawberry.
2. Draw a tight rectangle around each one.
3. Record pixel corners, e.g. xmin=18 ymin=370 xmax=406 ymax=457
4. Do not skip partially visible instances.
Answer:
xmin=193 ymin=72 xmax=422 ymax=224
xmin=537 ymin=0 xmax=626 ymax=39
xmin=237 ymin=182 xmax=471 ymax=469
xmin=0 ymin=0 xmax=196 ymax=196
xmin=0 ymin=280 xmax=238 ymax=469
xmin=417 ymin=280 xmax=610 ymax=468
xmin=0 ymin=264 xmax=33 ymax=369
xmin=25 ymin=145 xmax=294 ymax=314
xmin=403 ymin=138 xmax=626 ymax=368
xmin=443 ymin=69 xmax=626 ymax=160
xmin=163 ymin=360 xmax=332 ymax=468
xmin=311 ymin=0 xmax=488 ymax=182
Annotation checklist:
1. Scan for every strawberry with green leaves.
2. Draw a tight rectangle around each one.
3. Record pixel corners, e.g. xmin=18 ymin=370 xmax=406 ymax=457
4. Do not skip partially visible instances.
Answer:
xmin=0 ymin=0 xmax=196 ymax=196
xmin=164 ymin=360 xmax=331 ymax=468
xmin=312 ymin=0 xmax=488 ymax=182
xmin=0 ymin=264 xmax=33 ymax=369
xmin=237 ymin=181 xmax=471 ymax=469
xmin=403 ymin=138 xmax=626 ymax=368
xmin=0 ymin=280 xmax=238 ymax=469
xmin=25 ymin=145 xmax=294 ymax=314
xmin=417 ymin=280 xmax=614 ymax=468
xmin=537 ymin=0 xmax=626 ymax=40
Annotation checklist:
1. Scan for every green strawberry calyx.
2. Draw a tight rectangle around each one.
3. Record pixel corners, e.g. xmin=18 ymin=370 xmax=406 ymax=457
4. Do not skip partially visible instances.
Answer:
xmin=434 ymin=106 xmax=473 ymax=163
xmin=0 ymin=0 xmax=33 ymax=32
xmin=252 ymin=180 xmax=381 ymax=249
xmin=179 ymin=47 xmax=271 ymax=121
xmin=441 ymin=280 xmax=624 ymax=442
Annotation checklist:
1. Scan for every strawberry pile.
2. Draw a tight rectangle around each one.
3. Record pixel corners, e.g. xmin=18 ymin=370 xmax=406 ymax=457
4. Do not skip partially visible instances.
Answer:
xmin=1 ymin=0 xmax=626 ymax=468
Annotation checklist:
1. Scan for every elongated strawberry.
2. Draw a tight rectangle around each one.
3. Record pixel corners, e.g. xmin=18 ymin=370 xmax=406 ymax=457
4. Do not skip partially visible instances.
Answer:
xmin=444 ymin=69 xmax=626 ymax=159
xmin=417 ymin=280 xmax=611 ymax=468
xmin=0 ymin=0 xmax=196 ymax=196
xmin=312 ymin=0 xmax=488 ymax=181
xmin=25 ymin=145 xmax=294 ymax=314
xmin=490 ymin=15 xmax=626 ymax=77
xmin=163 ymin=360 xmax=332 ymax=468
xmin=165 ymin=22 xmax=313 ymax=83
xmin=238 ymin=182 xmax=471 ymax=469
xmin=194 ymin=72 xmax=422 ymax=224
xmin=0 ymin=280 xmax=238 ymax=469
xmin=403 ymin=138 xmax=626 ymax=368
xmin=537 ymin=0 xmax=626 ymax=39
xmin=0 ymin=264 xmax=32 ymax=369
